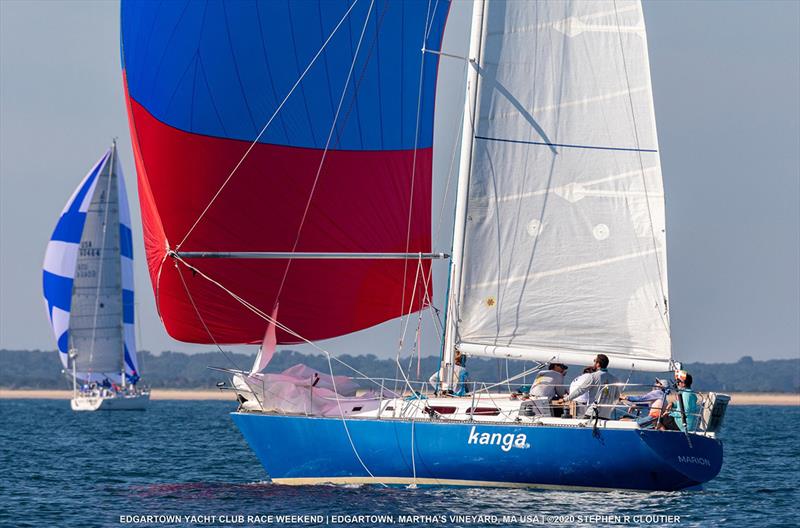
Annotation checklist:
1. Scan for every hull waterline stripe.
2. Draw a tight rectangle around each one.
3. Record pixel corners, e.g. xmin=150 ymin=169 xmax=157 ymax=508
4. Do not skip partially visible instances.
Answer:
xmin=475 ymin=135 xmax=658 ymax=153
xmin=270 ymin=476 xmax=656 ymax=492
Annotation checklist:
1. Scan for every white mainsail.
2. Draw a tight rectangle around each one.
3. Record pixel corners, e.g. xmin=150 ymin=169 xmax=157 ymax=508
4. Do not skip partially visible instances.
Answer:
xmin=69 ymin=149 xmax=125 ymax=377
xmin=451 ymin=0 xmax=671 ymax=371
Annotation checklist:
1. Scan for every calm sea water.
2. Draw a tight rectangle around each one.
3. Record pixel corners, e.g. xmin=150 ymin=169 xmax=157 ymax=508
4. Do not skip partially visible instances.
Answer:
xmin=0 ymin=401 xmax=798 ymax=528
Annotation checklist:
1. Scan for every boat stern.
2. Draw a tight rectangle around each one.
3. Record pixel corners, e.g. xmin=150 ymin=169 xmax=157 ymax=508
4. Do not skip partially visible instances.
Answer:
xmin=638 ymin=430 xmax=723 ymax=487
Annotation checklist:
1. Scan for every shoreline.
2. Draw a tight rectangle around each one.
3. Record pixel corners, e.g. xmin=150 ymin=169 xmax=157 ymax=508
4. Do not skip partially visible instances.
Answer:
xmin=0 ymin=389 xmax=233 ymax=401
xmin=0 ymin=389 xmax=798 ymax=405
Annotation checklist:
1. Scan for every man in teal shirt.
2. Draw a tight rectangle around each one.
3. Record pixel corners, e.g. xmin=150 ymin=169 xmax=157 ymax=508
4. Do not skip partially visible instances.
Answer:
xmin=661 ymin=373 xmax=698 ymax=431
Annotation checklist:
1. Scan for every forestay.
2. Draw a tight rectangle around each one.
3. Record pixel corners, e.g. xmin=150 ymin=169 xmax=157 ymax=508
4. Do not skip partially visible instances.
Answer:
xmin=455 ymin=0 xmax=671 ymax=371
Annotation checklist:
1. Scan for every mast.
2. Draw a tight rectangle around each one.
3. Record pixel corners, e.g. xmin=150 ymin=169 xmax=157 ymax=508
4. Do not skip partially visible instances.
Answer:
xmin=110 ymin=140 xmax=127 ymax=390
xmin=442 ymin=0 xmax=486 ymax=377
xmin=69 ymin=349 xmax=77 ymax=396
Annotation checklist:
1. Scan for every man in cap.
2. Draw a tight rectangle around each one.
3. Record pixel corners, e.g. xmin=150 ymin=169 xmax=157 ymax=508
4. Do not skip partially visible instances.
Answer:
xmin=621 ymin=378 xmax=669 ymax=424
xmin=660 ymin=372 xmax=699 ymax=431
xmin=529 ymin=363 xmax=569 ymax=416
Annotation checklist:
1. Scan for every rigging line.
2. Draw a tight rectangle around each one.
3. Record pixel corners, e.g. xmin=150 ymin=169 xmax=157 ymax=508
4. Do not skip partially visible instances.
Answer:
xmin=172 ymin=260 xmax=244 ymax=373
xmin=404 ymin=302 xmax=425 ymax=379
xmin=274 ymin=0 xmax=376 ymax=302
xmin=340 ymin=259 xmax=422 ymax=410
xmin=397 ymin=256 xmax=424 ymax=354
xmin=331 ymin=0 xmax=390 ymax=149
xmin=613 ymin=0 xmax=670 ymax=332
xmin=416 ymin=321 xmax=423 ymax=378
xmin=398 ymin=261 xmax=428 ymax=387
xmin=176 ymin=0 xmax=362 ymax=250
xmin=481 ymin=390 xmax=517 ymax=422
xmin=134 ymin=302 xmax=143 ymax=356
xmin=428 ymin=306 xmax=443 ymax=344
xmin=328 ymin=355 xmax=401 ymax=398
xmin=237 ymin=376 xmax=269 ymax=415
xmin=398 ymin=0 xmax=435 ymax=334
xmin=323 ymin=352 xmax=383 ymax=488
xmin=403 ymin=317 xmax=420 ymax=377
xmin=620 ymin=364 xmax=635 ymax=397
xmin=423 ymin=0 xmax=441 ymax=41
xmin=172 ymin=264 xmax=393 ymax=392
xmin=88 ymin=149 xmax=116 ymax=370
xmin=420 ymin=265 xmax=444 ymax=343
xmin=392 ymin=355 xmax=431 ymax=416
xmin=395 ymin=260 xmax=430 ymax=399
xmin=473 ymin=363 xmax=545 ymax=394
xmin=394 ymin=263 xmax=419 ymax=393
xmin=168 ymin=252 xmax=401 ymax=397
xmin=433 ymin=61 xmax=468 ymax=248
xmin=416 ymin=266 xmax=445 ymax=378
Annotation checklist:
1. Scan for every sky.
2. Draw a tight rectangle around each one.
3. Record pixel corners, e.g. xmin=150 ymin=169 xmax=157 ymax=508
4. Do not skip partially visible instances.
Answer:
xmin=0 ymin=0 xmax=798 ymax=365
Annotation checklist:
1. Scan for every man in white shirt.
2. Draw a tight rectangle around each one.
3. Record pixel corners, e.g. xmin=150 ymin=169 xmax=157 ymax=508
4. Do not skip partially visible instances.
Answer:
xmin=568 ymin=366 xmax=596 ymax=417
xmin=529 ymin=363 xmax=569 ymax=416
xmin=557 ymin=354 xmax=620 ymax=419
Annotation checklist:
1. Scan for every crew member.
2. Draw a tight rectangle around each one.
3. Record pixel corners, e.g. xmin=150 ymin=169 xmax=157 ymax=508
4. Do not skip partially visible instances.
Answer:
xmin=429 ymin=351 xmax=469 ymax=396
xmin=556 ymin=354 xmax=620 ymax=419
xmin=529 ymin=363 xmax=569 ymax=416
xmin=568 ymin=366 xmax=596 ymax=417
xmin=621 ymin=378 xmax=668 ymax=424
xmin=659 ymin=372 xmax=698 ymax=431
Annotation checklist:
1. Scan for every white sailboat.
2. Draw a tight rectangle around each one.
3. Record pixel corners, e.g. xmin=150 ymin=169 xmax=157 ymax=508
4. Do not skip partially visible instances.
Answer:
xmin=43 ymin=142 xmax=149 ymax=411
xmin=121 ymin=0 xmax=728 ymax=489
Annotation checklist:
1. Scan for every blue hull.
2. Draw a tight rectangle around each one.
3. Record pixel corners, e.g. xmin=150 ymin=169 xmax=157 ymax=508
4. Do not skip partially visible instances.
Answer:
xmin=231 ymin=413 xmax=723 ymax=491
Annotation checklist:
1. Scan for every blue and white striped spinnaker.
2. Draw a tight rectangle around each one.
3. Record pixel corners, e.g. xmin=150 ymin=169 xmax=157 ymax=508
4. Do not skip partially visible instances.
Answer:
xmin=42 ymin=144 xmax=140 ymax=383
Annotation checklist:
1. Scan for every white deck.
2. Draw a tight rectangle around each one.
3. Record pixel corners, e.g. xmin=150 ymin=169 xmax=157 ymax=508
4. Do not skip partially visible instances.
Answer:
xmin=239 ymin=392 xmax=646 ymax=431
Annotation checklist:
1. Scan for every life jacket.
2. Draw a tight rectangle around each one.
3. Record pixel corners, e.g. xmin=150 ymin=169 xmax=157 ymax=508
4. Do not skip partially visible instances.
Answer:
xmin=649 ymin=397 xmax=664 ymax=418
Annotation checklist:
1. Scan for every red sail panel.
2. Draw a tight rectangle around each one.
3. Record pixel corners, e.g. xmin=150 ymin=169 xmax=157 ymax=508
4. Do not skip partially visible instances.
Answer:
xmin=126 ymin=99 xmax=432 ymax=344
xmin=123 ymin=74 xmax=168 ymax=285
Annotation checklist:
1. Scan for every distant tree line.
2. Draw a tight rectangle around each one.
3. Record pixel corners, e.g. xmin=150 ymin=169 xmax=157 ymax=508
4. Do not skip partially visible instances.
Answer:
xmin=1 ymin=349 xmax=798 ymax=393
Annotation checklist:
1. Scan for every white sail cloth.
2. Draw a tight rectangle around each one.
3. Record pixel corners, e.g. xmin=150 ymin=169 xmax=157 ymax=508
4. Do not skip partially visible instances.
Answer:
xmin=69 ymin=152 xmax=124 ymax=376
xmin=456 ymin=1 xmax=671 ymax=371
